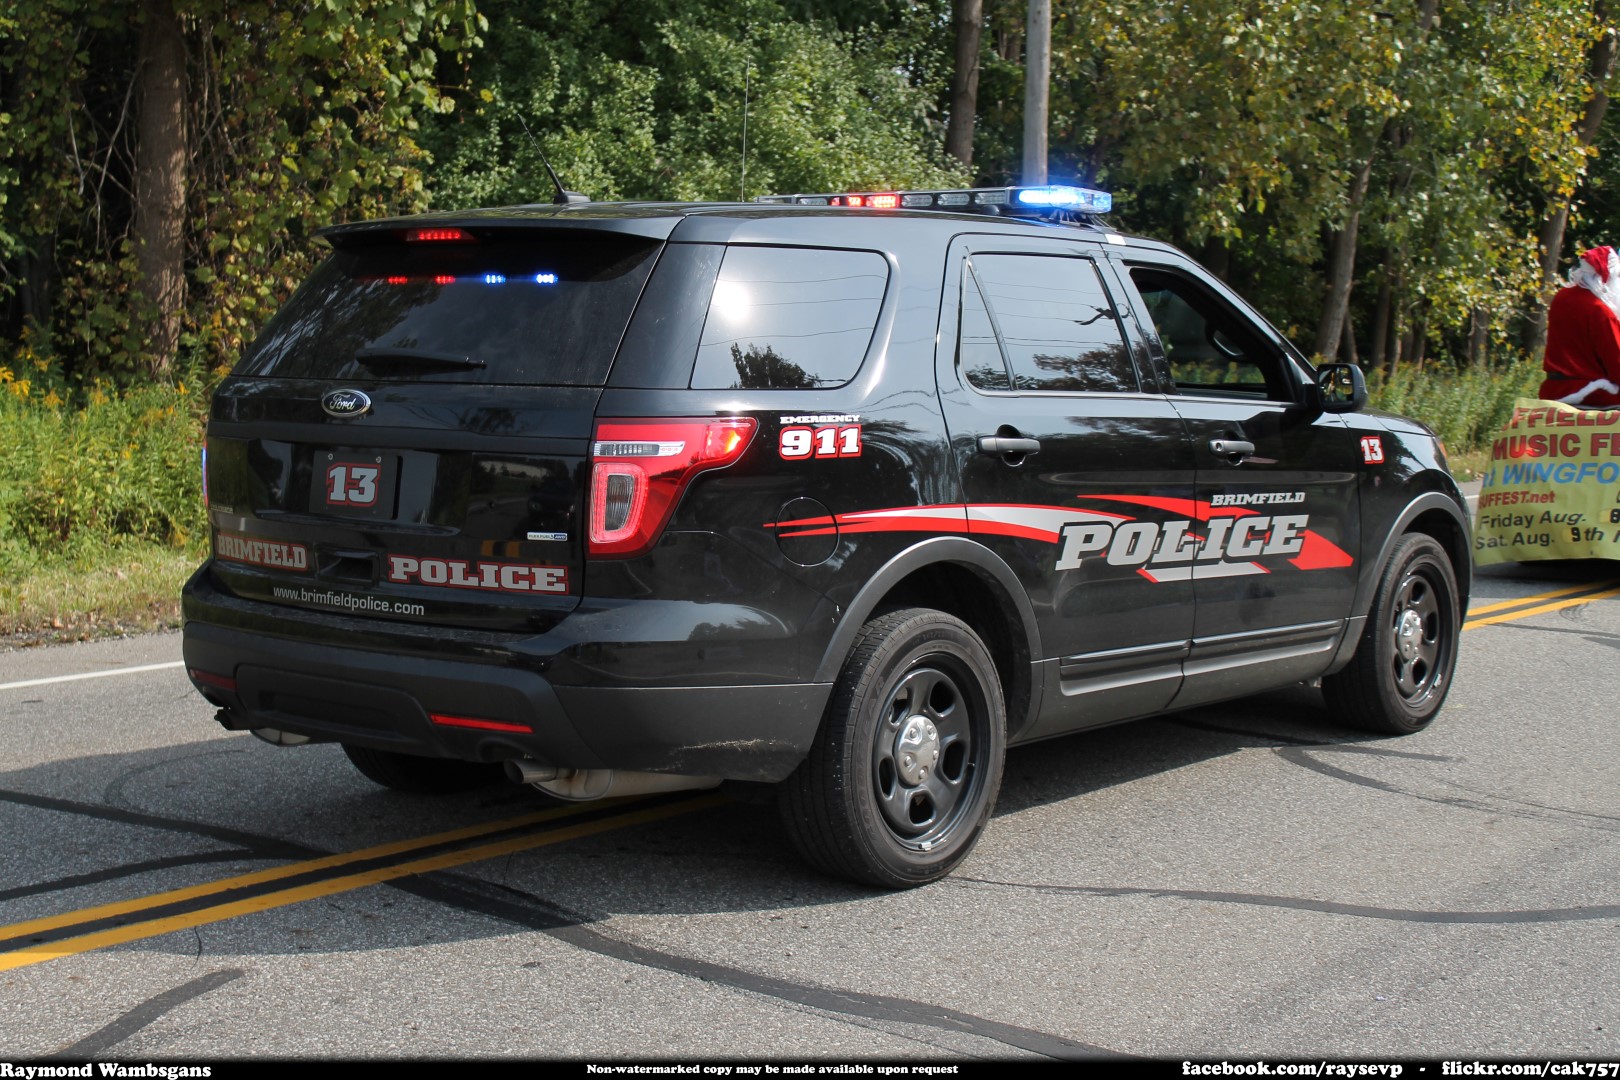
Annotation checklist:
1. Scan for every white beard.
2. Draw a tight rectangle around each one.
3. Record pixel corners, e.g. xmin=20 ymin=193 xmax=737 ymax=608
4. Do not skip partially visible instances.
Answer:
xmin=1572 ymin=260 xmax=1620 ymax=319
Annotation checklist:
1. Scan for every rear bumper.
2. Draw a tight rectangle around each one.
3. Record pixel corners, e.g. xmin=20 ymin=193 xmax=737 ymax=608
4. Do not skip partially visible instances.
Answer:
xmin=182 ymin=568 xmax=830 ymax=782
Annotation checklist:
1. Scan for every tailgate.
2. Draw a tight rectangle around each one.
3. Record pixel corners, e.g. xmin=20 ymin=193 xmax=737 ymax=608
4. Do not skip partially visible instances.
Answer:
xmin=205 ymin=380 xmax=595 ymax=632
xmin=200 ymin=225 xmax=664 ymax=631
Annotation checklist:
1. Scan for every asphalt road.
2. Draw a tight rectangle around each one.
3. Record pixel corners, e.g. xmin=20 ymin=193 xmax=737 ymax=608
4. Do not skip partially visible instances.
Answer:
xmin=1 ymin=557 xmax=1618 ymax=1063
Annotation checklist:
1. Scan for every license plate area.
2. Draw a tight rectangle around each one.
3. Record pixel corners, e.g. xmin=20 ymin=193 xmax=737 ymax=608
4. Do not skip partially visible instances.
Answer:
xmin=312 ymin=450 xmax=400 ymax=519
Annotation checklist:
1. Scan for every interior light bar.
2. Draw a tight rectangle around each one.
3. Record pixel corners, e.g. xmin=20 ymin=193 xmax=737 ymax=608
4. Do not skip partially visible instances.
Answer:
xmin=754 ymin=185 xmax=1112 ymax=218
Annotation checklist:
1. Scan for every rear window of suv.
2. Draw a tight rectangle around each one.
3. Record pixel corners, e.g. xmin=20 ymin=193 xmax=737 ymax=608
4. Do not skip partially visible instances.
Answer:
xmin=235 ymin=232 xmax=661 ymax=385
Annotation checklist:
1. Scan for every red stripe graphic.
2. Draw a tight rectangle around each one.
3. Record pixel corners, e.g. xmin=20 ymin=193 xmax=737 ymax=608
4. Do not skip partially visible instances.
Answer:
xmin=1075 ymin=494 xmax=1255 ymax=520
xmin=764 ymin=497 xmax=1353 ymax=574
xmin=1076 ymin=494 xmax=1352 ymax=568
xmin=1290 ymin=528 xmax=1355 ymax=570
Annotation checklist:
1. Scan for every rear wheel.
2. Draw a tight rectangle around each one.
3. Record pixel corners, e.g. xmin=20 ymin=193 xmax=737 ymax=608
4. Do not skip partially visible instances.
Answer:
xmin=779 ymin=608 xmax=1006 ymax=889
xmin=341 ymin=744 xmax=502 ymax=794
xmin=1323 ymin=533 xmax=1460 ymax=735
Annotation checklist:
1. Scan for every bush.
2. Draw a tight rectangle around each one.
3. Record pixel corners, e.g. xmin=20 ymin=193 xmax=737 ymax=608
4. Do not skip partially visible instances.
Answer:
xmin=1366 ymin=355 xmax=1543 ymax=454
xmin=0 ymin=380 xmax=206 ymax=575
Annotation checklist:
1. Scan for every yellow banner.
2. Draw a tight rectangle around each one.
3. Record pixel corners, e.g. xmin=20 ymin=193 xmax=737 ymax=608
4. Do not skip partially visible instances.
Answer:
xmin=1474 ymin=397 xmax=1620 ymax=564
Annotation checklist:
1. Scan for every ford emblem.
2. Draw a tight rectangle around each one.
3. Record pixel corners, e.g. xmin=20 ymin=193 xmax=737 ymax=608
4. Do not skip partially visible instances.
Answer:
xmin=322 ymin=389 xmax=372 ymax=418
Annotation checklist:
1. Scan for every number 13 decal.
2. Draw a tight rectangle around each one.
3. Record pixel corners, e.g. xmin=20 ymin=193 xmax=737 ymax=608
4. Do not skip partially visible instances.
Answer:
xmin=780 ymin=425 xmax=862 ymax=459
xmin=326 ymin=463 xmax=380 ymax=506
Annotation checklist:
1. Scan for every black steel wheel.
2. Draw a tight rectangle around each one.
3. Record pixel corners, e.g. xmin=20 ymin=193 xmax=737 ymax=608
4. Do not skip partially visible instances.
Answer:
xmin=341 ymin=743 xmax=503 ymax=794
xmin=1323 ymin=533 xmax=1460 ymax=735
xmin=778 ymin=608 xmax=1006 ymax=888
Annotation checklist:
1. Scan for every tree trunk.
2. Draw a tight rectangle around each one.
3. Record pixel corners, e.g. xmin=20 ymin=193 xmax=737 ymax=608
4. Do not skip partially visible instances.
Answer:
xmin=1369 ymin=269 xmax=1392 ymax=375
xmin=1314 ymin=1 xmax=1439 ymax=363
xmin=1313 ymin=156 xmax=1373 ymax=360
xmin=1200 ymin=237 xmax=1230 ymax=282
xmin=1467 ymin=307 xmax=1489 ymax=368
xmin=944 ymin=0 xmax=983 ymax=168
xmin=1525 ymin=0 xmax=1617 ymax=358
xmin=132 ymin=0 xmax=187 ymax=378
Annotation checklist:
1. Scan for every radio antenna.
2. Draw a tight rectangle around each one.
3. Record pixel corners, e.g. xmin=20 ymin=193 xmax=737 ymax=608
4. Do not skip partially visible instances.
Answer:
xmin=740 ymin=58 xmax=751 ymax=202
xmin=514 ymin=113 xmax=584 ymax=205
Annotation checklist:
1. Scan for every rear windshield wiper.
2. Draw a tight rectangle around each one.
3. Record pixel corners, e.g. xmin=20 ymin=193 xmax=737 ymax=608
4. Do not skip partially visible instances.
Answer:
xmin=355 ymin=347 xmax=487 ymax=369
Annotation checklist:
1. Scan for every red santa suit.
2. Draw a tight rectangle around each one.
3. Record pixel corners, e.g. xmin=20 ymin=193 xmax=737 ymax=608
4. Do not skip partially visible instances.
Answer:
xmin=1541 ymin=245 xmax=1620 ymax=408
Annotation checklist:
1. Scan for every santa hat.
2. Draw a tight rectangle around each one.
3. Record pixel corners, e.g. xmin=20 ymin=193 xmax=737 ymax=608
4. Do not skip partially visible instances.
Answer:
xmin=1583 ymin=246 xmax=1616 ymax=282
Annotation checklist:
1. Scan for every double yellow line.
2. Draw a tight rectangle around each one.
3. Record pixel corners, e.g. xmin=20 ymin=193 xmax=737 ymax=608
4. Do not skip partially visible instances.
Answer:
xmin=0 ymin=792 xmax=723 ymax=973
xmin=1464 ymin=578 xmax=1620 ymax=631
xmin=5 ymin=578 xmax=1617 ymax=974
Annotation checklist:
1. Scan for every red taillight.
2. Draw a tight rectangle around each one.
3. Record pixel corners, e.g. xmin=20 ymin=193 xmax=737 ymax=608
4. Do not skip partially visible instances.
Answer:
xmin=189 ymin=668 xmax=237 ymax=692
xmin=832 ymin=193 xmax=899 ymax=209
xmin=385 ymin=275 xmax=409 ymax=285
xmin=430 ymin=713 xmax=533 ymax=734
xmin=409 ymin=227 xmax=471 ymax=242
xmin=589 ymin=418 xmax=756 ymax=558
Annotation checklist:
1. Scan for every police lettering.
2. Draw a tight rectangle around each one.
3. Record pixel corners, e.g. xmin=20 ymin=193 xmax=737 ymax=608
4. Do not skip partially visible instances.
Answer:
xmin=1054 ymin=514 xmax=1308 ymax=571
xmin=386 ymin=555 xmax=568 ymax=594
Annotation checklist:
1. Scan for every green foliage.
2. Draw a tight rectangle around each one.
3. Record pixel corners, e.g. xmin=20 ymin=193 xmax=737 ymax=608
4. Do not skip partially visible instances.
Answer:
xmin=964 ymin=0 xmax=1603 ymax=364
xmin=1368 ymin=354 xmax=1544 ymax=454
xmin=0 ymin=379 xmax=205 ymax=573
xmin=420 ymin=0 xmax=965 ymax=208
xmin=0 ymin=0 xmax=482 ymax=381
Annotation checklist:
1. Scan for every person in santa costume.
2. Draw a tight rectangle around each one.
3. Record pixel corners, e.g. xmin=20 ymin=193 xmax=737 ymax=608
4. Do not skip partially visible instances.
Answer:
xmin=1541 ymin=245 xmax=1620 ymax=408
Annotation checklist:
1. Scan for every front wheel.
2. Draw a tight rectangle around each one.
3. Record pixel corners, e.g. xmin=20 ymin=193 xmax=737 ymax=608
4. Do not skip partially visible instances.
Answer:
xmin=1323 ymin=533 xmax=1461 ymax=735
xmin=778 ymin=608 xmax=1006 ymax=889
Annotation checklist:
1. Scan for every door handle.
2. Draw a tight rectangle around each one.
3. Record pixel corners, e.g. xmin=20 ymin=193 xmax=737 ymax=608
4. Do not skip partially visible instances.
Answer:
xmin=1209 ymin=438 xmax=1255 ymax=460
xmin=978 ymin=436 xmax=1041 ymax=456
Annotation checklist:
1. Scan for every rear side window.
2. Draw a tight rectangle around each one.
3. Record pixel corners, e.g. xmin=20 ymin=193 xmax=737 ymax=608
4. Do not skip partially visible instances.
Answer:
xmin=963 ymin=254 xmax=1137 ymax=393
xmin=236 ymin=233 xmax=660 ymax=385
xmin=690 ymin=246 xmax=888 ymax=390
xmin=958 ymin=271 xmax=1010 ymax=391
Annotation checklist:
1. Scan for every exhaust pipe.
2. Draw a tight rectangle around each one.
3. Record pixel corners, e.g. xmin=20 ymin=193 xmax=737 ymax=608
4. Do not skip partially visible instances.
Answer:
xmin=503 ymin=761 xmax=720 ymax=801
xmin=504 ymin=760 xmax=560 ymax=784
xmin=251 ymin=728 xmax=313 ymax=747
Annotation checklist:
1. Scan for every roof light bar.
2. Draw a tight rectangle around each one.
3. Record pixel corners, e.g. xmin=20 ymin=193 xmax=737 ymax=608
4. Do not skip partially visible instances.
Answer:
xmin=753 ymin=185 xmax=1112 ymax=218
xmin=1015 ymin=186 xmax=1112 ymax=213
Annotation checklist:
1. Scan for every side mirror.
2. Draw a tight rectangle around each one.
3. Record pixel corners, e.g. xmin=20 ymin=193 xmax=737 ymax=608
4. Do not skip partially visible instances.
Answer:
xmin=1316 ymin=362 xmax=1367 ymax=414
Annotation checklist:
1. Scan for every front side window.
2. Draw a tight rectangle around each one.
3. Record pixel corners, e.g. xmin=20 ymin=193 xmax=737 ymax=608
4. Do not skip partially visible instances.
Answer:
xmin=1129 ymin=266 xmax=1288 ymax=400
xmin=690 ymin=246 xmax=889 ymax=390
xmin=959 ymin=254 xmax=1137 ymax=394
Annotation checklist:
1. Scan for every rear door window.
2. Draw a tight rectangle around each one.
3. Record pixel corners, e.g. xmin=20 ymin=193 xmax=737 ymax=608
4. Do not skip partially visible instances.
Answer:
xmin=964 ymin=254 xmax=1138 ymax=393
xmin=236 ymin=232 xmax=661 ymax=385
xmin=690 ymin=246 xmax=888 ymax=390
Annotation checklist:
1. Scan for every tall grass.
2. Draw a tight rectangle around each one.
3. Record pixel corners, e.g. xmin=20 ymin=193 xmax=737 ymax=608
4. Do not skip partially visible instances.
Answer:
xmin=0 ymin=383 xmax=206 ymax=576
xmin=1366 ymin=354 xmax=1542 ymax=454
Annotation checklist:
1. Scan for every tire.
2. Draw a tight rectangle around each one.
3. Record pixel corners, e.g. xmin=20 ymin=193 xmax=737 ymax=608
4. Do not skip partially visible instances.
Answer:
xmin=778 ymin=608 xmax=1006 ymax=889
xmin=1323 ymin=533 xmax=1460 ymax=735
xmin=341 ymin=743 xmax=502 ymax=794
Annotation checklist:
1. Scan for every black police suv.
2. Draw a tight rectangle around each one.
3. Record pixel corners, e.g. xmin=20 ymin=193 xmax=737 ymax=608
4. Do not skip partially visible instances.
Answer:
xmin=182 ymin=185 xmax=1471 ymax=888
